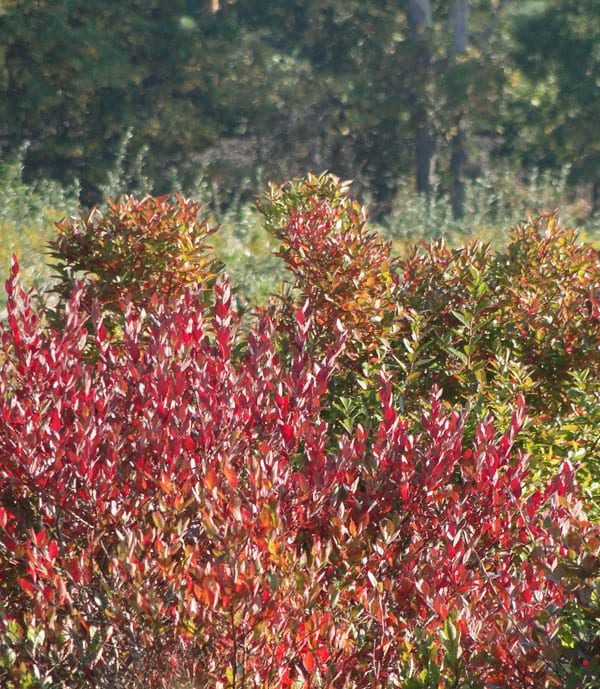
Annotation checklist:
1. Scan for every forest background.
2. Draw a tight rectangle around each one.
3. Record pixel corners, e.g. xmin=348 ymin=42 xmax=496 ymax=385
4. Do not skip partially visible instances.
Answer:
xmin=0 ymin=3 xmax=599 ymax=687
xmin=1 ymin=0 xmax=599 ymax=205
xmin=1 ymin=0 xmax=599 ymax=261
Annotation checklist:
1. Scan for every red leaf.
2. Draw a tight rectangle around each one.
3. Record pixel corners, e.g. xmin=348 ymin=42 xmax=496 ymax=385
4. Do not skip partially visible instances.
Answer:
xmin=316 ymin=646 xmax=330 ymax=663
xmin=48 ymin=541 xmax=59 ymax=560
xmin=281 ymin=423 xmax=294 ymax=443
xmin=36 ymin=530 xmax=49 ymax=547
xmin=18 ymin=577 xmax=35 ymax=596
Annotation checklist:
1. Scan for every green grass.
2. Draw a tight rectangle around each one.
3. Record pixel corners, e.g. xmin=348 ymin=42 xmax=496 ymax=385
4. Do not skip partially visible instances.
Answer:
xmin=0 ymin=153 xmax=79 ymax=302
xmin=380 ymin=166 xmax=600 ymax=250
xmin=210 ymin=204 xmax=285 ymax=310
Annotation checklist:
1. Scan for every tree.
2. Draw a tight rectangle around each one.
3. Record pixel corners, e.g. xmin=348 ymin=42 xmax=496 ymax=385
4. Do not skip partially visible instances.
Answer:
xmin=1 ymin=0 xmax=597 ymax=216
xmin=0 ymin=1 xmax=225 ymax=199
xmin=509 ymin=0 xmax=600 ymax=211
xmin=448 ymin=0 xmax=469 ymax=218
xmin=406 ymin=0 xmax=437 ymax=195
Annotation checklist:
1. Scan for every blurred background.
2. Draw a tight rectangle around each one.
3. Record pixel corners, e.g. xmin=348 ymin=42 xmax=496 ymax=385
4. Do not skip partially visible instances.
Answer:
xmin=0 ymin=0 xmax=599 ymax=296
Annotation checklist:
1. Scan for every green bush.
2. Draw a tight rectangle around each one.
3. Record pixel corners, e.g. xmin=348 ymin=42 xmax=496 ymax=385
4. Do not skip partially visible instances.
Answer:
xmin=0 ymin=153 xmax=79 ymax=304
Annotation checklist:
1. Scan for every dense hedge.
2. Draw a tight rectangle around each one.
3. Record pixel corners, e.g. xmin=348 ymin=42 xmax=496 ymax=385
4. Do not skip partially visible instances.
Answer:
xmin=1 ymin=175 xmax=598 ymax=688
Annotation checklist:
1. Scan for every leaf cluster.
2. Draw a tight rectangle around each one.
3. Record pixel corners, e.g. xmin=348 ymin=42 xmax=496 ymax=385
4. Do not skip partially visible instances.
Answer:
xmin=48 ymin=194 xmax=221 ymax=332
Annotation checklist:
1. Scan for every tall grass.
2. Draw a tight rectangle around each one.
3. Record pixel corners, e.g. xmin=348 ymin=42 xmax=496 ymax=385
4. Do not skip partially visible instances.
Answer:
xmin=0 ymin=151 xmax=79 ymax=301
xmin=381 ymin=166 xmax=600 ymax=248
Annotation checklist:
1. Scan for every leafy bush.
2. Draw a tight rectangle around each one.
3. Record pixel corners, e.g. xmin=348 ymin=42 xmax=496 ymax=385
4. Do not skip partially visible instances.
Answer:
xmin=1 ymin=176 xmax=598 ymax=688
xmin=0 ymin=261 xmax=597 ymax=689
xmin=258 ymin=174 xmax=401 ymax=367
xmin=49 ymin=194 xmax=221 ymax=330
xmin=396 ymin=212 xmax=599 ymax=412
xmin=262 ymin=177 xmax=598 ymax=493
xmin=259 ymin=177 xmax=600 ymax=688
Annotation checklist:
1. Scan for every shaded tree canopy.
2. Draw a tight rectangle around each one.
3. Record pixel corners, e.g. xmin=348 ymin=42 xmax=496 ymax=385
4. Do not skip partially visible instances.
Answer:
xmin=0 ymin=0 xmax=598 ymax=214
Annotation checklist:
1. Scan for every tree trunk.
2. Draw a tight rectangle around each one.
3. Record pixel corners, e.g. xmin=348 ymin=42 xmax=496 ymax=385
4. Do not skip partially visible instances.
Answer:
xmin=407 ymin=0 xmax=436 ymax=195
xmin=407 ymin=0 xmax=432 ymax=26
xmin=592 ymin=178 xmax=600 ymax=216
xmin=452 ymin=0 xmax=469 ymax=54
xmin=414 ymin=104 xmax=436 ymax=195
xmin=449 ymin=0 xmax=469 ymax=219
xmin=450 ymin=113 xmax=468 ymax=219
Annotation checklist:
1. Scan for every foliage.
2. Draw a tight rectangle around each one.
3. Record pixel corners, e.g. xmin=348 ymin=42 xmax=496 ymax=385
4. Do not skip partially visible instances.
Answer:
xmin=508 ymin=0 xmax=600 ymax=197
xmin=1 ymin=176 xmax=599 ymax=687
xmin=48 ymin=194 xmax=221 ymax=329
xmin=259 ymin=177 xmax=600 ymax=687
xmin=263 ymin=175 xmax=598 ymax=437
xmin=394 ymin=212 xmax=599 ymax=413
xmin=0 ymin=0 xmax=223 ymax=200
xmin=2 ymin=1 xmax=598 ymax=213
xmin=0 ymin=260 xmax=598 ymax=689
xmin=259 ymin=174 xmax=401 ymax=366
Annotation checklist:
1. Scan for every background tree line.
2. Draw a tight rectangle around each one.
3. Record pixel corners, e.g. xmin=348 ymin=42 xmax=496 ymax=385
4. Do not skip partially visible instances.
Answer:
xmin=0 ymin=0 xmax=598 ymax=218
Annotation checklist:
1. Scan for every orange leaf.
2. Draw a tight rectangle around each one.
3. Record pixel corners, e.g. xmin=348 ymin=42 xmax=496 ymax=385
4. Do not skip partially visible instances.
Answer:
xmin=204 ymin=467 xmax=217 ymax=490
xmin=223 ymin=463 xmax=238 ymax=488
xmin=18 ymin=577 xmax=35 ymax=596
xmin=302 ymin=650 xmax=316 ymax=673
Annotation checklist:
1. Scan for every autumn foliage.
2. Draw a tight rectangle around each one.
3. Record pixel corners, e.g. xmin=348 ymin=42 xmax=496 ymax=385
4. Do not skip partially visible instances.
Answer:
xmin=49 ymin=194 xmax=220 ymax=329
xmin=395 ymin=212 xmax=599 ymax=410
xmin=259 ymin=175 xmax=400 ymax=367
xmin=1 ymin=178 xmax=599 ymax=688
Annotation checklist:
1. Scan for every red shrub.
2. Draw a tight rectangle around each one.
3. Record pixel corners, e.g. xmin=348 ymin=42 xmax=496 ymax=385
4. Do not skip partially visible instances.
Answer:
xmin=0 ymin=259 xmax=596 ymax=688
xmin=259 ymin=174 xmax=401 ymax=368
